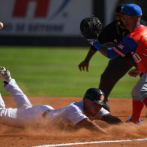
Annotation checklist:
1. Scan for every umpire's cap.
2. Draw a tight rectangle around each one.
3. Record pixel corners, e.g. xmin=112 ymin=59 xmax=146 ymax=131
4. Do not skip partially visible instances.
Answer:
xmin=115 ymin=4 xmax=124 ymax=15
xmin=83 ymin=88 xmax=105 ymax=106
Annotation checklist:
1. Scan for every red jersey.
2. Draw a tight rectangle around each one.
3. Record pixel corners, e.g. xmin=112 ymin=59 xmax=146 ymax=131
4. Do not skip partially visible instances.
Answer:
xmin=110 ymin=25 xmax=147 ymax=73
xmin=129 ymin=25 xmax=147 ymax=73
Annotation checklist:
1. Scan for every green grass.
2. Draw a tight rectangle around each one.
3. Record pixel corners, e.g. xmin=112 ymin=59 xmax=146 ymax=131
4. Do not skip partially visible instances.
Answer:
xmin=0 ymin=46 xmax=139 ymax=98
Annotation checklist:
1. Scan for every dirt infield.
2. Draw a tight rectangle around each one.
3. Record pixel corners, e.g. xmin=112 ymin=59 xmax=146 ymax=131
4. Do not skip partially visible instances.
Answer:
xmin=1 ymin=96 xmax=147 ymax=147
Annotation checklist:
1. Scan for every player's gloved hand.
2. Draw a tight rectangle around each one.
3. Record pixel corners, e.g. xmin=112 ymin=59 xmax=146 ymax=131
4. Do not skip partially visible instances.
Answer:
xmin=78 ymin=60 xmax=89 ymax=72
xmin=80 ymin=16 xmax=102 ymax=39
xmin=80 ymin=16 xmax=103 ymax=51
xmin=87 ymin=39 xmax=103 ymax=51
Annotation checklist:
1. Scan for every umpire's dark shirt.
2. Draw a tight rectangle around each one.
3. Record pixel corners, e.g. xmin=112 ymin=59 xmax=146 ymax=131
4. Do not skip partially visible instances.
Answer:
xmin=99 ymin=20 xmax=129 ymax=44
xmin=91 ymin=19 xmax=147 ymax=51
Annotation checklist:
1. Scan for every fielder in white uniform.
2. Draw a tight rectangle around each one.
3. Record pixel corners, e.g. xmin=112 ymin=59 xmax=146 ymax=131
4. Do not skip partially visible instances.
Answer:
xmin=0 ymin=67 xmax=122 ymax=133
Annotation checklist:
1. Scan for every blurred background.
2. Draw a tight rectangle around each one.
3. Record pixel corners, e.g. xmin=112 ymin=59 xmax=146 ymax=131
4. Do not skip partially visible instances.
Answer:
xmin=0 ymin=0 xmax=145 ymax=97
xmin=0 ymin=0 xmax=146 ymax=46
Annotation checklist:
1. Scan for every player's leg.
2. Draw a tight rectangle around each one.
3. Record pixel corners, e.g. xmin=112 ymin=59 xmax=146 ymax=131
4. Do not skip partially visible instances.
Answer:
xmin=0 ymin=75 xmax=20 ymax=127
xmin=0 ymin=93 xmax=16 ymax=126
xmin=140 ymin=72 xmax=147 ymax=108
xmin=131 ymin=73 xmax=147 ymax=123
xmin=99 ymin=54 xmax=135 ymax=111
xmin=0 ymin=67 xmax=53 ymax=128
xmin=0 ymin=67 xmax=32 ymax=109
xmin=0 ymin=93 xmax=5 ymax=109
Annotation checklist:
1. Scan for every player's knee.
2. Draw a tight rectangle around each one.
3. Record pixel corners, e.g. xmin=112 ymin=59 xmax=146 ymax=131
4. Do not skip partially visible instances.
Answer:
xmin=132 ymin=87 xmax=140 ymax=101
xmin=0 ymin=108 xmax=6 ymax=116
xmin=132 ymin=86 xmax=147 ymax=101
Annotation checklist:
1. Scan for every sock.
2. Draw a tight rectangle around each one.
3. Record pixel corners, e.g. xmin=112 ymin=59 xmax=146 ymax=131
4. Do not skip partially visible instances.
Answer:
xmin=132 ymin=99 xmax=144 ymax=123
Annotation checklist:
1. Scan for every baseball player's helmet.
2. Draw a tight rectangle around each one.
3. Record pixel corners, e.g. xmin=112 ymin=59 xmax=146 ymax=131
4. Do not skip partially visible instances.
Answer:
xmin=83 ymin=88 xmax=105 ymax=106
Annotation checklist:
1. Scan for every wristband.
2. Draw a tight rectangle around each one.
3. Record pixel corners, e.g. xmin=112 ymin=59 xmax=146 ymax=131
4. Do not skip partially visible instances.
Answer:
xmin=87 ymin=39 xmax=103 ymax=51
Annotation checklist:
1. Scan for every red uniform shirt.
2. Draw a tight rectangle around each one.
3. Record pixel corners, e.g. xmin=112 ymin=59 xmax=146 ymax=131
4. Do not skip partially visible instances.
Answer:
xmin=130 ymin=25 xmax=147 ymax=73
xmin=113 ymin=25 xmax=147 ymax=73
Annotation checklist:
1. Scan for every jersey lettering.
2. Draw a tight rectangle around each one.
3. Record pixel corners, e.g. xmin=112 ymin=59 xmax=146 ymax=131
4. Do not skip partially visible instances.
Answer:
xmin=112 ymin=47 xmax=125 ymax=57
xmin=132 ymin=53 xmax=142 ymax=63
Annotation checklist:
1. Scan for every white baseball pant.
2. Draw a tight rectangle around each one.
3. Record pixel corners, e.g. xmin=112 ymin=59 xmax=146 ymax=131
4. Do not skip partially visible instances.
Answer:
xmin=0 ymin=79 xmax=54 ymax=128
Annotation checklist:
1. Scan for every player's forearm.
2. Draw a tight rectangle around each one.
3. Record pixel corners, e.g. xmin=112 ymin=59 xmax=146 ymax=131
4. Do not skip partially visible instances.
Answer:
xmin=76 ymin=118 xmax=107 ymax=134
xmin=99 ymin=47 xmax=108 ymax=57
xmin=87 ymin=39 xmax=119 ymax=59
xmin=84 ymin=48 xmax=97 ymax=62
xmin=81 ymin=121 xmax=108 ymax=134
xmin=87 ymin=39 xmax=107 ymax=57
xmin=85 ymin=121 xmax=107 ymax=133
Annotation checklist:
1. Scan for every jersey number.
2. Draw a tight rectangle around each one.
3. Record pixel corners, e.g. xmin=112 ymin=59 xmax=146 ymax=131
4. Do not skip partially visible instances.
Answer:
xmin=132 ymin=53 xmax=142 ymax=63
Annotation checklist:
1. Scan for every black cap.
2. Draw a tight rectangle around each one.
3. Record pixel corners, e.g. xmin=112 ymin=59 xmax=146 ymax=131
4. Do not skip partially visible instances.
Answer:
xmin=116 ymin=4 xmax=124 ymax=15
xmin=83 ymin=88 xmax=105 ymax=106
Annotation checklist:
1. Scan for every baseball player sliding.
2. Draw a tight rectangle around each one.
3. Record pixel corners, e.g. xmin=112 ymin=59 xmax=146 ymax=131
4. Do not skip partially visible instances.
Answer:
xmin=0 ymin=67 xmax=122 ymax=133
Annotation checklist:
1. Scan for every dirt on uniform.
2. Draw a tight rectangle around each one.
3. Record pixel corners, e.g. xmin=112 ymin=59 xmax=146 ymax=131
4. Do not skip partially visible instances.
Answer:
xmin=1 ymin=96 xmax=147 ymax=147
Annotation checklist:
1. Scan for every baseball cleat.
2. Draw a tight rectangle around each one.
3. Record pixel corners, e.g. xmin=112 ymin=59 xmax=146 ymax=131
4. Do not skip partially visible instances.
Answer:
xmin=0 ymin=66 xmax=11 ymax=82
xmin=126 ymin=116 xmax=143 ymax=124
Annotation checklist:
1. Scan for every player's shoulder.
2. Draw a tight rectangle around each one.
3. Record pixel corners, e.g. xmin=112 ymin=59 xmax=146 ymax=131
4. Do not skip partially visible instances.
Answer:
xmin=129 ymin=25 xmax=147 ymax=37
xmin=67 ymin=101 xmax=84 ymax=112
xmin=128 ymin=25 xmax=147 ymax=42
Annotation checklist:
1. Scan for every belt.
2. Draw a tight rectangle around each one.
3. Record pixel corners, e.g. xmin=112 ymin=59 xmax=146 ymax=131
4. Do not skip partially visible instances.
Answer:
xmin=42 ymin=110 xmax=50 ymax=118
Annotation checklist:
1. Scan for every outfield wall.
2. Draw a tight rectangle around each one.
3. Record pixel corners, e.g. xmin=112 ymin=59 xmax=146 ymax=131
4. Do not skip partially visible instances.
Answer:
xmin=0 ymin=0 xmax=147 ymax=46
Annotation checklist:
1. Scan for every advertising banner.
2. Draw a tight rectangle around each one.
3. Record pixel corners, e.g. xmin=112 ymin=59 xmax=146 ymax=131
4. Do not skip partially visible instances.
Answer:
xmin=0 ymin=0 xmax=92 ymax=36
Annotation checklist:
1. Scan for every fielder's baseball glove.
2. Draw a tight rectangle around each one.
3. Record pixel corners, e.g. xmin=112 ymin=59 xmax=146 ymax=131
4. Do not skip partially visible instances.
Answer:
xmin=80 ymin=16 xmax=102 ymax=39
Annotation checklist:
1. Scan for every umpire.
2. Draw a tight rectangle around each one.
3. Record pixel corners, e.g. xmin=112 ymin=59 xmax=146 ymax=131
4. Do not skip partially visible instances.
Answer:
xmin=78 ymin=4 xmax=147 ymax=111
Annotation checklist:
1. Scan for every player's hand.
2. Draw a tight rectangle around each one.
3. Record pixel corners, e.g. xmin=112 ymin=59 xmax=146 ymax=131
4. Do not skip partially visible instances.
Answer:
xmin=128 ymin=68 xmax=141 ymax=77
xmin=78 ymin=60 xmax=89 ymax=72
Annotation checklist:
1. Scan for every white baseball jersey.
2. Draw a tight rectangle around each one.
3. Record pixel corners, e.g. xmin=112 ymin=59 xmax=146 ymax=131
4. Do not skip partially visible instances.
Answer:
xmin=0 ymin=79 xmax=110 ymax=128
